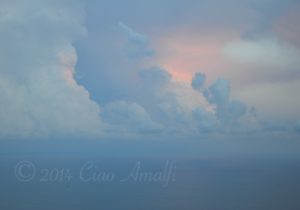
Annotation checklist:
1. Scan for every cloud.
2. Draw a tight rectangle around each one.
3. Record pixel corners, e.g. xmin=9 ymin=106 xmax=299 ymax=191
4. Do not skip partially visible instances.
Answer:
xmin=96 ymin=20 xmax=254 ymax=135
xmin=223 ymin=38 xmax=300 ymax=67
xmin=139 ymin=67 xmax=171 ymax=88
xmin=192 ymin=73 xmax=248 ymax=130
xmin=101 ymin=101 xmax=162 ymax=134
xmin=204 ymin=79 xmax=231 ymax=108
xmin=227 ymin=100 xmax=247 ymax=121
xmin=137 ymin=66 xmax=173 ymax=104
xmin=2 ymin=1 xmax=299 ymax=140
xmin=235 ymin=80 xmax=300 ymax=121
xmin=0 ymin=0 xmax=103 ymax=139
xmin=222 ymin=38 xmax=300 ymax=121
xmin=191 ymin=73 xmax=206 ymax=91
xmin=192 ymin=107 xmax=218 ymax=132
xmin=118 ymin=22 xmax=155 ymax=59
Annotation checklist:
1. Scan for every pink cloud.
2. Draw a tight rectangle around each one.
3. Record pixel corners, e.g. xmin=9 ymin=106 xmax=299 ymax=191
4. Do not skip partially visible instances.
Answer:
xmin=153 ymin=28 xmax=241 ymax=84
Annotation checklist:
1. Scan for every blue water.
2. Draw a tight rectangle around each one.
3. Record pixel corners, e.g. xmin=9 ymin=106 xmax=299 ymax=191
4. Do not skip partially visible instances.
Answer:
xmin=1 ymin=156 xmax=300 ymax=210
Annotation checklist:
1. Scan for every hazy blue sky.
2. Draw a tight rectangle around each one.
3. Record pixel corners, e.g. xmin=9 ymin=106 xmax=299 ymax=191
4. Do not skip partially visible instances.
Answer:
xmin=0 ymin=0 xmax=300 ymax=151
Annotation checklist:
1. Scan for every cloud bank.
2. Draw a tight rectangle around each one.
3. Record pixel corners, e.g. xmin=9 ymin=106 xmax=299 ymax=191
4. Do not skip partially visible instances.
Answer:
xmin=1 ymin=0 xmax=299 ymax=140
xmin=0 ymin=0 xmax=102 ymax=139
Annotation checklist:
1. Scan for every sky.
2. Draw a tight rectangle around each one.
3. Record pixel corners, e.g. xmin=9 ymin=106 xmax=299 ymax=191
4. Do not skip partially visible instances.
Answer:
xmin=0 ymin=0 xmax=300 ymax=152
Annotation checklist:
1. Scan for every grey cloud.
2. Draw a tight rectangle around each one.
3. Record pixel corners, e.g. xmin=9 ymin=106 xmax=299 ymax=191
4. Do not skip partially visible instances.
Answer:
xmin=192 ymin=73 xmax=248 ymax=131
xmin=118 ymin=22 xmax=155 ymax=59
xmin=191 ymin=72 xmax=206 ymax=91
xmin=139 ymin=67 xmax=171 ymax=88
xmin=192 ymin=107 xmax=218 ymax=132
xmin=227 ymin=100 xmax=247 ymax=121
xmin=101 ymin=101 xmax=163 ymax=134
xmin=205 ymin=79 xmax=231 ymax=108
xmin=204 ymin=78 xmax=247 ymax=123
xmin=135 ymin=67 xmax=193 ymax=133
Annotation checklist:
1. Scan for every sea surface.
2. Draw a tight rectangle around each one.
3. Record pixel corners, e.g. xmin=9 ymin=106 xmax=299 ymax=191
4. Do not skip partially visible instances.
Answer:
xmin=1 ymin=156 xmax=300 ymax=210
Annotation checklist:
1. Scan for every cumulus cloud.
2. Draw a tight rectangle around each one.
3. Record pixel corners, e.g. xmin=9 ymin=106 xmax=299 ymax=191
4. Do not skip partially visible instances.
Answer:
xmin=108 ymin=5 xmax=300 ymax=138
xmin=118 ymin=22 xmax=155 ymax=59
xmin=191 ymin=73 xmax=248 ymax=131
xmin=2 ymin=0 xmax=297 ymax=140
xmin=137 ymin=66 xmax=206 ymax=133
xmin=204 ymin=79 xmax=231 ymax=108
xmin=101 ymin=101 xmax=162 ymax=134
xmin=191 ymin=73 xmax=206 ymax=91
xmin=0 ymin=0 xmax=103 ymax=139
xmin=227 ymin=100 xmax=247 ymax=121
xmin=139 ymin=67 xmax=171 ymax=88
xmin=202 ymin=78 xmax=246 ymax=123
xmin=192 ymin=107 xmax=218 ymax=132
xmin=135 ymin=67 xmax=193 ymax=133
xmin=115 ymin=23 xmax=253 ymax=135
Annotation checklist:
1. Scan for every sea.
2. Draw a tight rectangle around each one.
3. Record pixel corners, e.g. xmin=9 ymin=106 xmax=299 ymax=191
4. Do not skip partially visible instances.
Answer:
xmin=1 ymin=155 xmax=300 ymax=210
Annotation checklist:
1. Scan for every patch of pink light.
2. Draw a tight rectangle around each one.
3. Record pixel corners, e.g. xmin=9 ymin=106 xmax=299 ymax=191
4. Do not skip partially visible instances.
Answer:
xmin=154 ymin=31 xmax=240 ymax=84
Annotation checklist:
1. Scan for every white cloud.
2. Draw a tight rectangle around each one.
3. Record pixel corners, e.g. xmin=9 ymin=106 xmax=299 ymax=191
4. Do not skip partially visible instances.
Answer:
xmin=223 ymin=38 xmax=300 ymax=69
xmin=223 ymin=38 xmax=300 ymax=122
xmin=0 ymin=0 xmax=103 ymax=139
xmin=101 ymin=101 xmax=163 ymax=134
